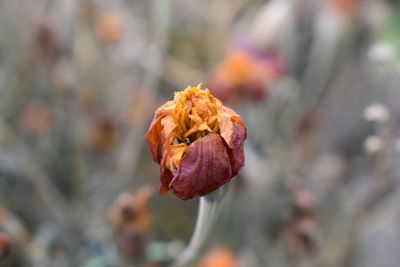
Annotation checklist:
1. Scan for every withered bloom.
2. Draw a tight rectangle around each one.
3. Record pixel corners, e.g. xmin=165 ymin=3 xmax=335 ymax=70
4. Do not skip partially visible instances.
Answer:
xmin=108 ymin=186 xmax=154 ymax=259
xmin=145 ymin=85 xmax=246 ymax=200
xmin=199 ymin=246 xmax=237 ymax=267
xmin=108 ymin=186 xmax=153 ymax=234
xmin=95 ymin=12 xmax=125 ymax=44
xmin=207 ymin=49 xmax=285 ymax=104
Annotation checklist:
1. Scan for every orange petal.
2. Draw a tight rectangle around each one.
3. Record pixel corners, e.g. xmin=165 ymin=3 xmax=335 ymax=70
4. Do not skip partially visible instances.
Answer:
xmin=218 ymin=106 xmax=246 ymax=148
xmin=160 ymin=115 xmax=179 ymax=144
xmin=160 ymin=143 xmax=189 ymax=175
xmin=159 ymin=143 xmax=188 ymax=194
xmin=145 ymin=101 xmax=174 ymax=162
xmin=199 ymin=246 xmax=237 ymax=267
xmin=169 ymin=133 xmax=232 ymax=200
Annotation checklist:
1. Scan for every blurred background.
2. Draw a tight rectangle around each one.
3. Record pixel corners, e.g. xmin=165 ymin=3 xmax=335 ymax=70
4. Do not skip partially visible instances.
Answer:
xmin=0 ymin=0 xmax=400 ymax=266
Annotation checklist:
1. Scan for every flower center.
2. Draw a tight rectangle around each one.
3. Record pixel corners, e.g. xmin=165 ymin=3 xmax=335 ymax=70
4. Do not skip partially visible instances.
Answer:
xmin=171 ymin=86 xmax=221 ymax=144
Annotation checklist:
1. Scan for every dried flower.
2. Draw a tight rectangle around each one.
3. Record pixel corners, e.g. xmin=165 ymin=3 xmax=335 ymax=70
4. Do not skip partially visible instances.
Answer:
xmin=327 ymin=0 xmax=358 ymax=16
xmin=207 ymin=50 xmax=285 ymax=103
xmin=199 ymin=246 xmax=237 ymax=267
xmin=20 ymin=102 xmax=53 ymax=137
xmin=145 ymin=85 xmax=246 ymax=200
xmin=0 ymin=233 xmax=10 ymax=260
xmin=283 ymin=180 xmax=318 ymax=264
xmin=108 ymin=186 xmax=154 ymax=259
xmin=95 ymin=12 xmax=125 ymax=44
xmin=88 ymin=114 xmax=117 ymax=154
xmin=108 ymin=186 xmax=153 ymax=234
xmin=35 ymin=22 xmax=61 ymax=63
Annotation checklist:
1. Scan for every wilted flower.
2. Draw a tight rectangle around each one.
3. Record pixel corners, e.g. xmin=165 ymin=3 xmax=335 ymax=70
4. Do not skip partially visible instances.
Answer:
xmin=199 ymin=246 xmax=237 ymax=267
xmin=145 ymin=84 xmax=246 ymax=200
xmin=19 ymin=102 xmax=53 ymax=137
xmin=207 ymin=49 xmax=285 ymax=104
xmin=283 ymin=180 xmax=318 ymax=265
xmin=327 ymin=0 xmax=358 ymax=16
xmin=35 ymin=22 xmax=61 ymax=63
xmin=0 ymin=233 xmax=10 ymax=260
xmin=95 ymin=12 xmax=125 ymax=44
xmin=108 ymin=186 xmax=153 ymax=234
xmin=88 ymin=114 xmax=117 ymax=154
xmin=108 ymin=186 xmax=154 ymax=259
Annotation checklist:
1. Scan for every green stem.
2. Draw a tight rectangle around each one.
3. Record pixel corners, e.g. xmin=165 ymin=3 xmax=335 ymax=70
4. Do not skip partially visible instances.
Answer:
xmin=173 ymin=186 xmax=227 ymax=267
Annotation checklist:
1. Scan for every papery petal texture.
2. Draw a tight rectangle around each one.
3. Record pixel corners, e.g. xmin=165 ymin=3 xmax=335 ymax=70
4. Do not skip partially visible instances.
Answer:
xmin=169 ymin=133 xmax=232 ymax=200
xmin=159 ymin=166 xmax=173 ymax=195
xmin=227 ymin=122 xmax=246 ymax=176
xmin=145 ymin=85 xmax=247 ymax=200
xmin=145 ymin=102 xmax=175 ymax=162
xmin=218 ymin=106 xmax=246 ymax=148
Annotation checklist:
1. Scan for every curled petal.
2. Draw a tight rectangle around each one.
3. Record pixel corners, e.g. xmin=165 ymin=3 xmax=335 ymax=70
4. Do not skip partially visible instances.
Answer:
xmin=161 ymin=144 xmax=189 ymax=173
xmin=145 ymin=101 xmax=174 ymax=162
xmin=159 ymin=143 xmax=188 ymax=194
xmin=159 ymin=166 xmax=173 ymax=195
xmin=227 ymin=122 xmax=246 ymax=176
xmin=169 ymin=133 xmax=232 ymax=200
xmin=218 ymin=106 xmax=247 ymax=148
xmin=160 ymin=115 xmax=179 ymax=145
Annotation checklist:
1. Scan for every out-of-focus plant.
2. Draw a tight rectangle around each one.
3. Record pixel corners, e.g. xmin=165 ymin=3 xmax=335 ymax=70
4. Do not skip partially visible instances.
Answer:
xmin=108 ymin=186 xmax=154 ymax=261
xmin=0 ymin=233 xmax=10 ymax=261
xmin=145 ymin=84 xmax=246 ymax=265
xmin=199 ymin=245 xmax=237 ymax=267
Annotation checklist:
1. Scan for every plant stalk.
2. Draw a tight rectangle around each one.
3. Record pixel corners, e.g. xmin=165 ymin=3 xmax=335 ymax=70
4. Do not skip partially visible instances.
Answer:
xmin=172 ymin=186 xmax=227 ymax=267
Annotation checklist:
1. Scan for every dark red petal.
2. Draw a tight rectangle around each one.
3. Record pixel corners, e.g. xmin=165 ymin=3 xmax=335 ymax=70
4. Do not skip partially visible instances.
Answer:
xmin=227 ymin=122 xmax=246 ymax=176
xmin=159 ymin=166 xmax=173 ymax=195
xmin=169 ymin=133 xmax=232 ymax=200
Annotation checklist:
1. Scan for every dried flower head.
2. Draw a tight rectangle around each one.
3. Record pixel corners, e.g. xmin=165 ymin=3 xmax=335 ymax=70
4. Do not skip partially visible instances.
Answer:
xmin=35 ymin=22 xmax=61 ymax=63
xmin=284 ymin=181 xmax=318 ymax=263
xmin=108 ymin=186 xmax=154 ymax=259
xmin=145 ymin=84 xmax=246 ymax=200
xmin=88 ymin=114 xmax=117 ymax=154
xmin=20 ymin=102 xmax=53 ymax=137
xmin=108 ymin=186 xmax=154 ymax=233
xmin=207 ymin=50 xmax=285 ymax=103
xmin=199 ymin=246 xmax=237 ymax=267
xmin=327 ymin=0 xmax=358 ymax=16
xmin=95 ymin=12 xmax=124 ymax=44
